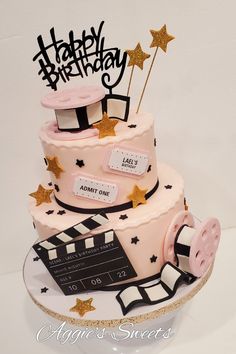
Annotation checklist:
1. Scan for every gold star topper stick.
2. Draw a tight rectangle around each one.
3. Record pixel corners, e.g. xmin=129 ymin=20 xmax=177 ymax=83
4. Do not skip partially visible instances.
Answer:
xmin=136 ymin=25 xmax=174 ymax=113
xmin=126 ymin=43 xmax=150 ymax=96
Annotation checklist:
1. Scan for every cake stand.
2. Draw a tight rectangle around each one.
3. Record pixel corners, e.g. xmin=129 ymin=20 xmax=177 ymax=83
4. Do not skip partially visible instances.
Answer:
xmin=23 ymin=246 xmax=213 ymax=353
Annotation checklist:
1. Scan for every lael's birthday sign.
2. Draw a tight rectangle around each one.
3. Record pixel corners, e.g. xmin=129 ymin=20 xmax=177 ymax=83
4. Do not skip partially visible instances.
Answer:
xmin=33 ymin=21 xmax=127 ymax=92
xmin=108 ymin=147 xmax=149 ymax=176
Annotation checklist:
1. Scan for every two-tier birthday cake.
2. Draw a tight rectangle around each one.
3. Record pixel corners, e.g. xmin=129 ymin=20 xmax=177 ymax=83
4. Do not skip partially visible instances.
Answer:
xmin=26 ymin=23 xmax=221 ymax=319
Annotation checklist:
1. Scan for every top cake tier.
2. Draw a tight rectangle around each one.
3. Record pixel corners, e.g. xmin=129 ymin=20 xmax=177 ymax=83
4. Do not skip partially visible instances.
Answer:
xmin=40 ymin=111 xmax=158 ymax=213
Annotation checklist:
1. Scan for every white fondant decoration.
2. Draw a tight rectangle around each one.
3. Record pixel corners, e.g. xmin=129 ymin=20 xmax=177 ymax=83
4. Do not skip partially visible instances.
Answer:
xmin=145 ymin=284 xmax=169 ymax=301
xmin=161 ymin=265 xmax=182 ymax=291
xmin=57 ymin=232 xmax=73 ymax=243
xmin=119 ymin=286 xmax=143 ymax=308
xmin=55 ymin=109 xmax=79 ymax=130
xmin=108 ymin=148 xmax=149 ymax=176
xmin=66 ymin=243 xmax=76 ymax=254
xmin=73 ymin=176 xmax=118 ymax=204
xmin=177 ymin=227 xmax=195 ymax=247
xmin=107 ymin=98 xmax=127 ymax=119
xmin=55 ymin=100 xmax=103 ymax=131
xmin=87 ymin=101 xmax=103 ymax=124
xmin=74 ymin=223 xmax=91 ymax=235
xmin=105 ymin=230 xmax=114 ymax=243
xmin=39 ymin=240 xmax=55 ymax=250
xmin=48 ymin=249 xmax=57 ymax=260
xmin=85 ymin=237 xmax=95 ymax=249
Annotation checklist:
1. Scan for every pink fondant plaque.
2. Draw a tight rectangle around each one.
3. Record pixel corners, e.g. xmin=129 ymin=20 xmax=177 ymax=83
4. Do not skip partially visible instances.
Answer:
xmin=73 ymin=176 xmax=118 ymax=204
xmin=108 ymin=148 xmax=149 ymax=176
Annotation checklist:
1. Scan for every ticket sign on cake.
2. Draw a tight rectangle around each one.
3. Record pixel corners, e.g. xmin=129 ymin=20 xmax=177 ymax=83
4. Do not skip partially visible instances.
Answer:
xmin=74 ymin=176 xmax=118 ymax=204
xmin=108 ymin=148 xmax=149 ymax=176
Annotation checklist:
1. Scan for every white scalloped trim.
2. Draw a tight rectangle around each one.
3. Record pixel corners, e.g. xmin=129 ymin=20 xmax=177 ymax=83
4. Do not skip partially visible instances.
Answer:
xmin=39 ymin=112 xmax=154 ymax=149
xmin=29 ymin=163 xmax=184 ymax=235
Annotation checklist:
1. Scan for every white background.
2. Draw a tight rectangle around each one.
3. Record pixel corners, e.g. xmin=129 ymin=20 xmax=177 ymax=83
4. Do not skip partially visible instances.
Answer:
xmin=1 ymin=0 xmax=236 ymax=274
xmin=0 ymin=1 xmax=235 ymax=353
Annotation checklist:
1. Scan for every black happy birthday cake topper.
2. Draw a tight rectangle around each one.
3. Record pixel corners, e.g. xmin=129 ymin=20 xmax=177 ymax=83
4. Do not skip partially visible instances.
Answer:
xmin=34 ymin=22 xmax=174 ymax=128
xmin=33 ymin=21 xmax=127 ymax=93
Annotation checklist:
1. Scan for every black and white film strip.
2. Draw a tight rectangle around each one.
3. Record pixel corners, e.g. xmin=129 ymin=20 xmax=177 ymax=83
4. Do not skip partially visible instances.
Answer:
xmin=116 ymin=211 xmax=221 ymax=315
xmin=33 ymin=212 xmax=109 ymax=253
xmin=56 ymin=94 xmax=130 ymax=131
xmin=116 ymin=262 xmax=193 ymax=316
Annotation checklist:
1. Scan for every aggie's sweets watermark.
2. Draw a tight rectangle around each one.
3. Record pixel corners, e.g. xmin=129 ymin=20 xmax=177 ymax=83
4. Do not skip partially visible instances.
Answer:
xmin=36 ymin=321 xmax=173 ymax=344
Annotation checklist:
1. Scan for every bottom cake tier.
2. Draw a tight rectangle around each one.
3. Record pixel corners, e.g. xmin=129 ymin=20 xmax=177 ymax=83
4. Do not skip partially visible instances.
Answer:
xmin=29 ymin=163 xmax=185 ymax=285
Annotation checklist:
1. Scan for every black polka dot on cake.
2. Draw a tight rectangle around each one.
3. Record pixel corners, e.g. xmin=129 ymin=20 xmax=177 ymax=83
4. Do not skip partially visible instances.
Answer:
xmin=76 ymin=159 xmax=85 ymax=168
xmin=154 ymin=138 xmax=157 ymax=147
xmin=164 ymin=185 xmax=172 ymax=190
xmin=54 ymin=184 xmax=60 ymax=192
xmin=119 ymin=214 xmax=128 ymax=220
xmin=48 ymin=182 xmax=52 ymax=186
xmin=150 ymin=255 xmax=158 ymax=263
xmin=131 ymin=236 xmax=140 ymax=245
xmin=41 ymin=287 xmax=49 ymax=293
xmin=128 ymin=124 xmax=137 ymax=128
xmin=147 ymin=164 xmax=152 ymax=173
xmin=57 ymin=210 xmax=66 ymax=215
xmin=46 ymin=210 xmax=54 ymax=215
xmin=33 ymin=256 xmax=40 ymax=262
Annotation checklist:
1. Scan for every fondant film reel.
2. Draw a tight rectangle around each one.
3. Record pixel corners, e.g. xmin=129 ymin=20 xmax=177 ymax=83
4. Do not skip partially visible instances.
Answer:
xmin=188 ymin=217 xmax=221 ymax=277
xmin=164 ymin=211 xmax=195 ymax=265
xmin=164 ymin=211 xmax=221 ymax=277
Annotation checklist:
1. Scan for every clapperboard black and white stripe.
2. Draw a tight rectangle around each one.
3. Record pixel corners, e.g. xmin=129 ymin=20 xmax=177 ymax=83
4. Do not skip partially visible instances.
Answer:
xmin=33 ymin=212 xmax=109 ymax=253
xmin=33 ymin=229 xmax=137 ymax=295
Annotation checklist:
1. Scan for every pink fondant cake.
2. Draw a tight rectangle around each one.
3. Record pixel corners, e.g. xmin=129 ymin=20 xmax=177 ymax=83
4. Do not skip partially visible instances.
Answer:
xmin=28 ymin=23 xmax=221 ymax=316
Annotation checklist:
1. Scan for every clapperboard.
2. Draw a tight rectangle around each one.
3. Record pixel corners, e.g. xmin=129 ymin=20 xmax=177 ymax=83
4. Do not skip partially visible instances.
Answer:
xmin=33 ymin=213 xmax=137 ymax=295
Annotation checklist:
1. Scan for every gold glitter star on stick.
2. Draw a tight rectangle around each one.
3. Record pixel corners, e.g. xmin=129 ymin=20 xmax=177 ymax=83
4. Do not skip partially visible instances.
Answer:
xmin=150 ymin=24 xmax=175 ymax=52
xmin=93 ymin=112 xmax=119 ymax=139
xmin=46 ymin=156 xmax=64 ymax=179
xmin=29 ymin=184 xmax=53 ymax=206
xmin=126 ymin=43 xmax=150 ymax=96
xmin=69 ymin=298 xmax=96 ymax=317
xmin=136 ymin=25 xmax=174 ymax=113
xmin=128 ymin=185 xmax=148 ymax=208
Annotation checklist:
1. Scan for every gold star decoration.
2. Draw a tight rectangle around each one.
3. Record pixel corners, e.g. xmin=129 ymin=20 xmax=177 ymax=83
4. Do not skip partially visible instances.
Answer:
xmin=69 ymin=298 xmax=96 ymax=317
xmin=150 ymin=24 xmax=175 ymax=52
xmin=136 ymin=24 xmax=174 ymax=113
xmin=128 ymin=185 xmax=148 ymax=208
xmin=29 ymin=184 xmax=53 ymax=206
xmin=46 ymin=156 xmax=64 ymax=179
xmin=93 ymin=112 xmax=119 ymax=139
xmin=126 ymin=43 xmax=151 ymax=70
